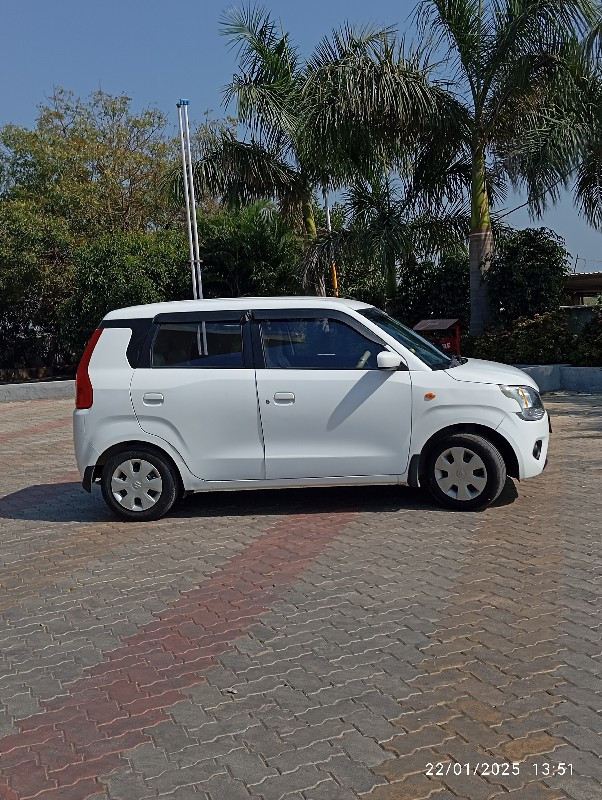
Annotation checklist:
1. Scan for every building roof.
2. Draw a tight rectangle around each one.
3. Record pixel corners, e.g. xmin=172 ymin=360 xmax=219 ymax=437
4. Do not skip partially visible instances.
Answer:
xmin=566 ymin=272 xmax=602 ymax=292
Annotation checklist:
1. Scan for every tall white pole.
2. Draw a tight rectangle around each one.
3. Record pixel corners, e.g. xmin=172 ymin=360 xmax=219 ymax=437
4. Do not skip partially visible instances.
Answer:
xmin=182 ymin=102 xmax=203 ymax=299
xmin=177 ymin=102 xmax=198 ymax=299
xmin=323 ymin=188 xmax=332 ymax=234
xmin=322 ymin=188 xmax=339 ymax=297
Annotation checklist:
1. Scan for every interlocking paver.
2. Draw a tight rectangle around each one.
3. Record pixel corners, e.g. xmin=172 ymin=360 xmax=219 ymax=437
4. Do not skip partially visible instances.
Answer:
xmin=0 ymin=393 xmax=600 ymax=800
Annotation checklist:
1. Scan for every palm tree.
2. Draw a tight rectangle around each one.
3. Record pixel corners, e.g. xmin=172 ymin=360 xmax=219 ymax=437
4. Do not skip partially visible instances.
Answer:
xmin=572 ymin=26 xmax=602 ymax=228
xmin=416 ymin=0 xmax=598 ymax=333
xmin=187 ymin=10 xmax=454 ymax=295
xmin=304 ymin=171 xmax=469 ymax=300
xmin=305 ymin=1 xmax=598 ymax=332
xmin=184 ymin=6 xmax=329 ymax=294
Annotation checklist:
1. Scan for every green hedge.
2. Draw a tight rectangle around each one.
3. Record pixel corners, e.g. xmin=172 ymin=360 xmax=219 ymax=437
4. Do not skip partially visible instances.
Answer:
xmin=466 ymin=310 xmax=602 ymax=366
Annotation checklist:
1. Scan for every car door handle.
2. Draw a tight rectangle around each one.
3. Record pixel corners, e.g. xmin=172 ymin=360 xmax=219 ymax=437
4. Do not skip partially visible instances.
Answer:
xmin=273 ymin=392 xmax=295 ymax=404
xmin=143 ymin=392 xmax=164 ymax=405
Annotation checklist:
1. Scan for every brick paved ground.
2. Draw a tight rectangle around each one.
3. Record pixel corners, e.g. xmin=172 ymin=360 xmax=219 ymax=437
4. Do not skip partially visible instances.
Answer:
xmin=0 ymin=393 xmax=600 ymax=800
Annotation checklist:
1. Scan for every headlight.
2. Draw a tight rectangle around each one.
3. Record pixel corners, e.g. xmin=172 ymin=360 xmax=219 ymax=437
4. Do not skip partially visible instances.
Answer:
xmin=500 ymin=385 xmax=545 ymax=420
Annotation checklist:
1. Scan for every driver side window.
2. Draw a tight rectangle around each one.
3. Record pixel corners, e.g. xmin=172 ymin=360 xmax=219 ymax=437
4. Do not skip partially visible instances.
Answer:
xmin=260 ymin=317 xmax=379 ymax=369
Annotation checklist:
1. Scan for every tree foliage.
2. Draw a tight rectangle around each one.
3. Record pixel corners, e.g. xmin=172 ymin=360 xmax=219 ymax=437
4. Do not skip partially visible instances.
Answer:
xmin=485 ymin=227 xmax=572 ymax=327
xmin=0 ymin=88 xmax=177 ymax=236
xmin=60 ymin=232 xmax=190 ymax=357
xmin=197 ymin=201 xmax=303 ymax=297
xmin=391 ymin=251 xmax=470 ymax=328
xmin=0 ymin=201 xmax=72 ymax=367
xmin=470 ymin=311 xmax=577 ymax=363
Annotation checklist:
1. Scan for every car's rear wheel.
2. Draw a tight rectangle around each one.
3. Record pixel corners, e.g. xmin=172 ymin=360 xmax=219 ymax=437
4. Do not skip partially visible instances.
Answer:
xmin=101 ymin=449 xmax=178 ymax=521
xmin=425 ymin=433 xmax=506 ymax=511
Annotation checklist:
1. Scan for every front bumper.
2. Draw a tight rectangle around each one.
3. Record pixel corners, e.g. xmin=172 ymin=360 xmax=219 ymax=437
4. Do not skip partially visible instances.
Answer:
xmin=496 ymin=411 xmax=551 ymax=480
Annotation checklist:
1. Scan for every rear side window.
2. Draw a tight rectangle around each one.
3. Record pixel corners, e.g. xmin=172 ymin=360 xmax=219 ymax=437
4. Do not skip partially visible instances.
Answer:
xmin=151 ymin=322 xmax=244 ymax=368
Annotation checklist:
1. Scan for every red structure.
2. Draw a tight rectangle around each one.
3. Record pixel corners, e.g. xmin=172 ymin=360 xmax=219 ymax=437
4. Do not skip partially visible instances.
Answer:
xmin=413 ymin=318 xmax=461 ymax=356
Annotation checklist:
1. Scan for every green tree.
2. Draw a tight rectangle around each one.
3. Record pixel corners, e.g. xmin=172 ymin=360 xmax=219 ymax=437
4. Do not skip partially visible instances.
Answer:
xmin=304 ymin=171 xmax=469 ymax=299
xmin=197 ymin=201 xmax=303 ymax=297
xmin=186 ymin=10 xmax=426 ymax=294
xmin=59 ymin=231 xmax=190 ymax=357
xmin=485 ymin=227 xmax=572 ymax=326
xmin=304 ymin=1 xmax=597 ymax=331
xmin=187 ymin=9 xmax=319 ymax=241
xmin=412 ymin=0 xmax=596 ymax=334
xmin=392 ymin=250 xmax=470 ymax=327
xmin=0 ymin=201 xmax=72 ymax=367
xmin=0 ymin=88 xmax=177 ymax=237
xmin=0 ymin=90 xmax=184 ymax=367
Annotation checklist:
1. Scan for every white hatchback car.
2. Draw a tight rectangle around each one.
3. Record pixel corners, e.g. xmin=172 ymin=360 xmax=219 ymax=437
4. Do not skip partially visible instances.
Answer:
xmin=73 ymin=297 xmax=550 ymax=521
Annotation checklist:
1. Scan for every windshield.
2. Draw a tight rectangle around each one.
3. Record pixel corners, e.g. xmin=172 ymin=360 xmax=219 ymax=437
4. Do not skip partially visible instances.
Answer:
xmin=359 ymin=308 xmax=451 ymax=369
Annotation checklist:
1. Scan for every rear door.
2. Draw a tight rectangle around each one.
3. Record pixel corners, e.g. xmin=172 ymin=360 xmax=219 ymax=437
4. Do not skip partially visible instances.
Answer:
xmin=130 ymin=311 xmax=264 ymax=481
xmin=253 ymin=311 xmax=412 ymax=480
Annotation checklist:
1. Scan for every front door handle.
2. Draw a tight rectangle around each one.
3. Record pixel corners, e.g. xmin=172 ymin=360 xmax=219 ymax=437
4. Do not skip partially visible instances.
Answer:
xmin=143 ymin=392 xmax=164 ymax=405
xmin=273 ymin=392 xmax=295 ymax=405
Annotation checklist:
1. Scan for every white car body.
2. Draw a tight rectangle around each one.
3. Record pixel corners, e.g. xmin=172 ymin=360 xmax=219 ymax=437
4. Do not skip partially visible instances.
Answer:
xmin=73 ymin=297 xmax=550 ymax=515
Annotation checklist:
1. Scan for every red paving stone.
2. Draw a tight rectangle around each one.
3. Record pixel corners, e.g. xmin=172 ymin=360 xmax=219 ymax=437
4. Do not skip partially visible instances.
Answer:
xmin=0 ymin=419 xmax=71 ymax=446
xmin=0 ymin=510 xmax=355 ymax=798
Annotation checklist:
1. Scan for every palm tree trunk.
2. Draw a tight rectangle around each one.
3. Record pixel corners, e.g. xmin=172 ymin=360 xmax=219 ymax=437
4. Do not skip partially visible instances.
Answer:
xmin=385 ymin=250 xmax=397 ymax=305
xmin=469 ymin=143 xmax=493 ymax=335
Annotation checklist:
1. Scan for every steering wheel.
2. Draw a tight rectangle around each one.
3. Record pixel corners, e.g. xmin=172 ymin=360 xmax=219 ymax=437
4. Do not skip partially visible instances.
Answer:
xmin=355 ymin=350 xmax=371 ymax=369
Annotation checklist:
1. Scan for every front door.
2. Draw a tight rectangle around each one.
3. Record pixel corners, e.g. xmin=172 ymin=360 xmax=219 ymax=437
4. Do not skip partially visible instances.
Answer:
xmin=254 ymin=314 xmax=412 ymax=480
xmin=131 ymin=315 xmax=264 ymax=481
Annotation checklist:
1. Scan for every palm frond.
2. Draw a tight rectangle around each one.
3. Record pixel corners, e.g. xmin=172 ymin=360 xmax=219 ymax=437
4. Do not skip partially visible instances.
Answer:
xmin=488 ymin=36 xmax=597 ymax=215
xmin=303 ymin=30 xmax=451 ymax=182
xmin=575 ymin=136 xmax=602 ymax=228
xmin=484 ymin=0 xmax=598 ymax=106
xmin=221 ymin=6 xmax=302 ymax=140
xmin=415 ymin=0 xmax=489 ymax=98
xmin=168 ymin=133 xmax=301 ymax=210
xmin=302 ymin=168 xmax=470 ymax=288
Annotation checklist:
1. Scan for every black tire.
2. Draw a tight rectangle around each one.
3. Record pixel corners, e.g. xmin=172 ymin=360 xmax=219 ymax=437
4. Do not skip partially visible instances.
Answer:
xmin=101 ymin=448 xmax=179 ymax=521
xmin=425 ymin=433 xmax=506 ymax=511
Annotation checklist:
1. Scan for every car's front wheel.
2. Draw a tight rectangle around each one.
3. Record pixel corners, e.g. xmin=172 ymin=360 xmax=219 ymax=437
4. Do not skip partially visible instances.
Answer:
xmin=425 ymin=433 xmax=506 ymax=511
xmin=101 ymin=449 xmax=179 ymax=521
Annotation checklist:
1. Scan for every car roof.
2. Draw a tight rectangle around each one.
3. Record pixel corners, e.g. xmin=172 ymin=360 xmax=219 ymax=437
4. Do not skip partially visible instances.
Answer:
xmin=103 ymin=296 xmax=374 ymax=320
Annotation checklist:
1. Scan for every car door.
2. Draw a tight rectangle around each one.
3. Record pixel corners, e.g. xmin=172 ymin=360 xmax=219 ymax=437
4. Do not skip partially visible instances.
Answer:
xmin=130 ymin=312 xmax=264 ymax=481
xmin=253 ymin=310 xmax=412 ymax=480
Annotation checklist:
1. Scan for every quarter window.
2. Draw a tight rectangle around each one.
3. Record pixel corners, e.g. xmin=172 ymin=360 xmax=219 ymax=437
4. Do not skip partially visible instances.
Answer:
xmin=260 ymin=318 xmax=379 ymax=369
xmin=151 ymin=322 xmax=244 ymax=368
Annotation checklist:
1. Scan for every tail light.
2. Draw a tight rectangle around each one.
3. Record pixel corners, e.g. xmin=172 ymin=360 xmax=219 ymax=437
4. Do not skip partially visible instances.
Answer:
xmin=76 ymin=329 xmax=103 ymax=409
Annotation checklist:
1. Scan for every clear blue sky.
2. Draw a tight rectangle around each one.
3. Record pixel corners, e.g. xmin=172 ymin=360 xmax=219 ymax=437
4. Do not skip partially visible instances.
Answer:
xmin=2 ymin=0 xmax=600 ymax=271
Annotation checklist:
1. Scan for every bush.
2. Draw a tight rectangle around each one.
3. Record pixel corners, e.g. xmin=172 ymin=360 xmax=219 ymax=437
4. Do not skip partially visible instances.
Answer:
xmin=485 ymin=228 xmax=571 ymax=327
xmin=60 ymin=231 xmax=190 ymax=358
xmin=571 ymin=309 xmax=602 ymax=366
xmin=197 ymin=202 xmax=303 ymax=297
xmin=391 ymin=251 xmax=469 ymax=327
xmin=0 ymin=201 xmax=74 ymax=367
xmin=469 ymin=311 xmax=576 ymax=364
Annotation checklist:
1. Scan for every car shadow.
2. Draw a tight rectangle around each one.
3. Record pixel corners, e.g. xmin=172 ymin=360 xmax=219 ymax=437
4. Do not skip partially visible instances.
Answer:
xmin=0 ymin=477 xmax=519 ymax=523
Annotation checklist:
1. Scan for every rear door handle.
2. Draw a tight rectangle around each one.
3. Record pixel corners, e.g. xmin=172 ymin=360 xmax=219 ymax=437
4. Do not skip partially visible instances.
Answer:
xmin=143 ymin=392 xmax=164 ymax=405
xmin=273 ymin=392 xmax=295 ymax=405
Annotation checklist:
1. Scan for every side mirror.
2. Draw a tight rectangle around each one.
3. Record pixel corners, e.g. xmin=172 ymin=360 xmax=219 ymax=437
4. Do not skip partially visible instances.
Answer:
xmin=377 ymin=350 xmax=403 ymax=370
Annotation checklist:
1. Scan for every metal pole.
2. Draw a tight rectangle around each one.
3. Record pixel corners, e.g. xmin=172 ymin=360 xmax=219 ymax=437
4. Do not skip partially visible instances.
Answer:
xmin=323 ymin=188 xmax=339 ymax=297
xmin=182 ymin=102 xmax=203 ymax=299
xmin=177 ymin=102 xmax=198 ymax=299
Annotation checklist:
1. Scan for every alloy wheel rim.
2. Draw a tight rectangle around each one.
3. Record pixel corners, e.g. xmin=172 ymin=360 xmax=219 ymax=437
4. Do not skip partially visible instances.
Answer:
xmin=110 ymin=458 xmax=162 ymax=511
xmin=434 ymin=447 xmax=488 ymax=502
